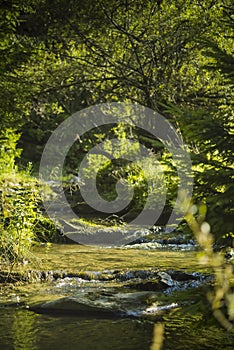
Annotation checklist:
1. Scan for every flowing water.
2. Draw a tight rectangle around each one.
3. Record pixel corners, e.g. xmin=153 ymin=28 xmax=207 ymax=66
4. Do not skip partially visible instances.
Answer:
xmin=0 ymin=244 xmax=233 ymax=350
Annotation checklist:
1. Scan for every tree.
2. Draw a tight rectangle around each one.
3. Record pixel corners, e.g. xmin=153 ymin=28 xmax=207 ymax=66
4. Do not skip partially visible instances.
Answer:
xmin=0 ymin=0 xmax=232 ymax=242
xmin=166 ymin=1 xmax=234 ymax=243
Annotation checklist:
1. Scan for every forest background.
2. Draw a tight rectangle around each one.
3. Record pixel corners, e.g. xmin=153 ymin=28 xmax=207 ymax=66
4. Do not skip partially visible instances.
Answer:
xmin=0 ymin=0 xmax=233 ymax=262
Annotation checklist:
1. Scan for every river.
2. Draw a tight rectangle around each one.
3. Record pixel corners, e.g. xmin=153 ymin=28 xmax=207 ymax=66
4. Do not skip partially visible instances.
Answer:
xmin=0 ymin=244 xmax=233 ymax=349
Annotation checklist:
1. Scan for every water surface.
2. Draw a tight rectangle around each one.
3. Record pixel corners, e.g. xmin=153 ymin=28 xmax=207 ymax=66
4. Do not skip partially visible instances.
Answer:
xmin=0 ymin=245 xmax=233 ymax=349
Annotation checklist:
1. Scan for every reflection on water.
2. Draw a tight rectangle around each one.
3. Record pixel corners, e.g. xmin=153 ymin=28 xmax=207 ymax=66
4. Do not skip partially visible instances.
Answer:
xmin=0 ymin=307 xmax=234 ymax=350
xmin=163 ymin=310 xmax=234 ymax=350
xmin=1 ymin=306 xmax=234 ymax=350
xmin=0 ymin=308 xmax=153 ymax=350
xmin=0 ymin=308 xmax=38 ymax=350
xmin=12 ymin=309 xmax=38 ymax=350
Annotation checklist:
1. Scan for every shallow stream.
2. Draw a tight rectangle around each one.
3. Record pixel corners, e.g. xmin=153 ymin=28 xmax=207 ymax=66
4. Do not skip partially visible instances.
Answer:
xmin=0 ymin=244 xmax=233 ymax=349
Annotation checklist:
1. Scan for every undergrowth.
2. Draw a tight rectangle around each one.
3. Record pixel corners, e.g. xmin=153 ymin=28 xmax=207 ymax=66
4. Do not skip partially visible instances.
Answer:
xmin=0 ymin=129 xmax=57 ymax=270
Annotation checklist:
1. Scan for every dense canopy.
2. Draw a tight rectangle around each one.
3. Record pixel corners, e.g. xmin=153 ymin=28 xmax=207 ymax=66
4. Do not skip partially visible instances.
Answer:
xmin=0 ymin=0 xmax=233 ymax=256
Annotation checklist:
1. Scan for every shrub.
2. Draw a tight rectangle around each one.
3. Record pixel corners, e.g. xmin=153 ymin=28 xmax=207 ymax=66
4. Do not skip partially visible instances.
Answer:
xmin=0 ymin=129 xmax=58 ymax=266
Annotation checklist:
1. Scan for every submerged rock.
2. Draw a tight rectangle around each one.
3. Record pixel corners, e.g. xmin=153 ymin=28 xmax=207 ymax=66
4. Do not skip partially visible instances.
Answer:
xmin=30 ymin=296 xmax=119 ymax=318
xmin=124 ymin=241 xmax=196 ymax=251
xmin=168 ymin=270 xmax=200 ymax=282
xmin=128 ymin=278 xmax=169 ymax=291
xmin=1 ymin=267 xmax=211 ymax=320
xmin=126 ymin=237 xmax=150 ymax=245
xmin=29 ymin=289 xmax=177 ymax=319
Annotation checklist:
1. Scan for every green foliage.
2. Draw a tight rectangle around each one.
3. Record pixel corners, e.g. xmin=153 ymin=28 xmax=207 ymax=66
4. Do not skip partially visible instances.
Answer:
xmin=0 ymin=130 xmax=58 ymax=266
xmin=77 ymin=123 xmax=170 ymax=218
xmin=0 ymin=173 xmax=38 ymax=263
xmin=185 ymin=202 xmax=234 ymax=332
xmin=164 ymin=2 xmax=234 ymax=242
xmin=164 ymin=102 xmax=234 ymax=241
xmin=0 ymin=0 xmax=233 ymax=245
xmin=0 ymin=129 xmax=21 ymax=171
xmin=0 ymin=130 xmax=36 ymax=263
